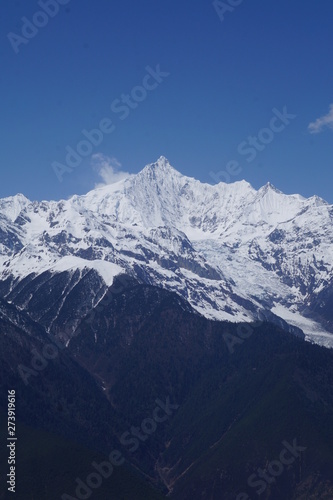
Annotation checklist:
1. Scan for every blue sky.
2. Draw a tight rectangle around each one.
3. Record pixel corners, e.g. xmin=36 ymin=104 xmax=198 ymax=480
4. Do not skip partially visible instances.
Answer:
xmin=1 ymin=0 xmax=333 ymax=202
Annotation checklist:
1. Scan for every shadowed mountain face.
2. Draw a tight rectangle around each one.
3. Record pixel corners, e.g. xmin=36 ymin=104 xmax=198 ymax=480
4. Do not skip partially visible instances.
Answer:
xmin=1 ymin=157 xmax=333 ymax=347
xmin=1 ymin=277 xmax=333 ymax=499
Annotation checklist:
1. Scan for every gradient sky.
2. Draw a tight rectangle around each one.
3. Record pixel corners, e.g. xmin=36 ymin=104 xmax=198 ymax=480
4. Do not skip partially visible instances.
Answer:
xmin=1 ymin=0 xmax=333 ymax=202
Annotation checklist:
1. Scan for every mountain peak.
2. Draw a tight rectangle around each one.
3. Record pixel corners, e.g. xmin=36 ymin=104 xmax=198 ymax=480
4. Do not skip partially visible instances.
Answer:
xmin=0 ymin=192 xmax=30 ymax=222
xmin=144 ymin=156 xmax=177 ymax=173
xmin=156 ymin=155 xmax=170 ymax=166
xmin=260 ymin=182 xmax=282 ymax=194
xmin=138 ymin=157 xmax=182 ymax=183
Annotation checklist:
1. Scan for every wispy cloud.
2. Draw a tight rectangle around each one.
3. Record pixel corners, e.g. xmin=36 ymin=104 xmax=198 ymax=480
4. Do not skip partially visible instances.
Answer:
xmin=308 ymin=104 xmax=333 ymax=134
xmin=92 ymin=153 xmax=131 ymax=187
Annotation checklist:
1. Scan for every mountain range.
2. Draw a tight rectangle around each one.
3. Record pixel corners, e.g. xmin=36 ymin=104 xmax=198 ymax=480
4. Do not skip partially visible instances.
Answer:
xmin=0 ymin=156 xmax=332 ymax=347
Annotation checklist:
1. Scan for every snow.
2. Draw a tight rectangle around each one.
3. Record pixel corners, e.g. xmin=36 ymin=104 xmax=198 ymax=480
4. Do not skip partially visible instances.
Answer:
xmin=49 ymin=256 xmax=124 ymax=286
xmin=0 ymin=193 xmax=30 ymax=222
xmin=271 ymin=304 xmax=333 ymax=349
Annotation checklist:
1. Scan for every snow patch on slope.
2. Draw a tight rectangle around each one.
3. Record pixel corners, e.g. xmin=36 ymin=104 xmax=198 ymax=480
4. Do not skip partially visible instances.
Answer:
xmin=49 ymin=256 xmax=124 ymax=286
xmin=271 ymin=304 xmax=333 ymax=349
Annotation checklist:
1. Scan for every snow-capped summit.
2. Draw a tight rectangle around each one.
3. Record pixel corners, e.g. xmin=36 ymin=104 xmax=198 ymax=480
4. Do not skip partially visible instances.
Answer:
xmin=1 ymin=157 xmax=333 ymax=347
xmin=145 ymin=155 xmax=176 ymax=171
xmin=0 ymin=193 xmax=30 ymax=222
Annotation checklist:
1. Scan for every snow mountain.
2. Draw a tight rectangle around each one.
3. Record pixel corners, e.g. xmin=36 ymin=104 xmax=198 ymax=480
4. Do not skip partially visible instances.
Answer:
xmin=0 ymin=156 xmax=333 ymax=347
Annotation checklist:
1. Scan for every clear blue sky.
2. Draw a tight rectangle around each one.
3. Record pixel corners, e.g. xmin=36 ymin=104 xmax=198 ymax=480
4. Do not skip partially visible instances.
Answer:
xmin=1 ymin=0 xmax=333 ymax=202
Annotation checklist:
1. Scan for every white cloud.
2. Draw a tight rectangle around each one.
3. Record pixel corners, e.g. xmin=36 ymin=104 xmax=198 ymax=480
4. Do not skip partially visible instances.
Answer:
xmin=92 ymin=153 xmax=131 ymax=187
xmin=308 ymin=104 xmax=333 ymax=134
